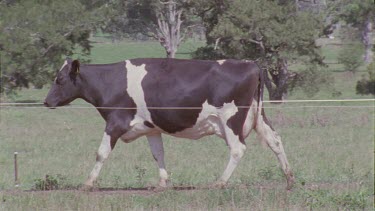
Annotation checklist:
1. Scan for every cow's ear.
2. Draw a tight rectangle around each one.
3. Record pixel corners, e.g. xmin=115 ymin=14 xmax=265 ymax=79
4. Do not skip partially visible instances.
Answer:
xmin=70 ymin=59 xmax=80 ymax=75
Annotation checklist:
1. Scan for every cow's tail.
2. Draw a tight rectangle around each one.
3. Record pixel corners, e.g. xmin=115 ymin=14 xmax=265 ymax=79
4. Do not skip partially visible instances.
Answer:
xmin=256 ymin=64 xmax=264 ymax=123
xmin=254 ymin=64 xmax=269 ymax=146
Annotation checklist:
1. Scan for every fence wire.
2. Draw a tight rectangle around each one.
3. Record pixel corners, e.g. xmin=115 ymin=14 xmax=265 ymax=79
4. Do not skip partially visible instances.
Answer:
xmin=0 ymin=99 xmax=373 ymax=110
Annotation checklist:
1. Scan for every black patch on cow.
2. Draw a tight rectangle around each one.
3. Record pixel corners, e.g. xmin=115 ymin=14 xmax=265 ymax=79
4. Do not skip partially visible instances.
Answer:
xmin=144 ymin=121 xmax=155 ymax=128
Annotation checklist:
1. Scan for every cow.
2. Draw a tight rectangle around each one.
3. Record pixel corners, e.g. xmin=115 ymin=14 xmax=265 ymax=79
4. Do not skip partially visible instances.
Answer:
xmin=44 ymin=58 xmax=295 ymax=190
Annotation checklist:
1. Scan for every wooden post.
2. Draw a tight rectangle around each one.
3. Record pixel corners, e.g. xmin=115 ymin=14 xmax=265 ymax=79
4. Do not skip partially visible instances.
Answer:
xmin=14 ymin=152 xmax=19 ymax=187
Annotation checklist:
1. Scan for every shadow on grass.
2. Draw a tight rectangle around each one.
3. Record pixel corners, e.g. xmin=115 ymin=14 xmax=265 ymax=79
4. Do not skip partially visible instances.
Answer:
xmin=5 ymin=100 xmax=45 ymax=107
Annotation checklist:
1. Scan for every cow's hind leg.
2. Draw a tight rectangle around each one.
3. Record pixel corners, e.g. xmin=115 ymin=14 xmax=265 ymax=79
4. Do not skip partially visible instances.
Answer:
xmin=82 ymin=132 xmax=116 ymax=190
xmin=147 ymin=133 xmax=168 ymax=187
xmin=255 ymin=112 xmax=295 ymax=190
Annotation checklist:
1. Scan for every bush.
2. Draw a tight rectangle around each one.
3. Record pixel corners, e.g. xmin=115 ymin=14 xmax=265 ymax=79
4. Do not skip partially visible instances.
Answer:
xmin=191 ymin=46 xmax=225 ymax=60
xmin=338 ymin=43 xmax=364 ymax=73
xmin=356 ymin=62 xmax=375 ymax=95
xmin=33 ymin=174 xmax=73 ymax=190
xmin=33 ymin=175 xmax=59 ymax=190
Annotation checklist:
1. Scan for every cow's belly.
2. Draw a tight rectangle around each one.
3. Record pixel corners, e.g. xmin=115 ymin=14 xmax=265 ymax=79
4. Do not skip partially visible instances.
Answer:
xmin=168 ymin=101 xmax=225 ymax=139
xmin=170 ymin=115 xmax=224 ymax=139
xmin=120 ymin=116 xmax=158 ymax=143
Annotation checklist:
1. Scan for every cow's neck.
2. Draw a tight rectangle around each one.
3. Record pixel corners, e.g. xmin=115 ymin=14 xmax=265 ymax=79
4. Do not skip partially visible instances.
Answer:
xmin=78 ymin=64 xmax=133 ymax=120
xmin=76 ymin=67 xmax=108 ymax=107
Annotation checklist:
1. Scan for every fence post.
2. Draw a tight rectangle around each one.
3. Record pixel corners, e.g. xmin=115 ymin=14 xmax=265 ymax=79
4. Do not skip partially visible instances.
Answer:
xmin=14 ymin=151 xmax=19 ymax=188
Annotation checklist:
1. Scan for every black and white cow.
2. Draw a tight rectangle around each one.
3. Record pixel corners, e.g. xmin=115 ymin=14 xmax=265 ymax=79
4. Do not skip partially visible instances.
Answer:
xmin=44 ymin=58 xmax=295 ymax=190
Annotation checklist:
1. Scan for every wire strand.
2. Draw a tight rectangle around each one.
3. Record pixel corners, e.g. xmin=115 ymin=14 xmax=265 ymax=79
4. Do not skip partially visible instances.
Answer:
xmin=0 ymin=99 xmax=373 ymax=110
xmin=0 ymin=98 xmax=374 ymax=106
xmin=0 ymin=105 xmax=373 ymax=110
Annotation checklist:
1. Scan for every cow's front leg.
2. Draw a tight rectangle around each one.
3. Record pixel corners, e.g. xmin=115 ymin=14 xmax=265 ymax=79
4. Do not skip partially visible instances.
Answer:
xmin=147 ymin=133 xmax=169 ymax=187
xmin=215 ymin=136 xmax=246 ymax=188
xmin=83 ymin=132 xmax=118 ymax=190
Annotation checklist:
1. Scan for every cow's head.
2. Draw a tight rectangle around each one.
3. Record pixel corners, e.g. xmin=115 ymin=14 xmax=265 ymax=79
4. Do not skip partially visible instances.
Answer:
xmin=44 ymin=59 xmax=81 ymax=108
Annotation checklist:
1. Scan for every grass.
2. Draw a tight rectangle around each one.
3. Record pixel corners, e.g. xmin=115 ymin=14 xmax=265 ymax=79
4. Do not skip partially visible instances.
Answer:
xmin=82 ymin=37 xmax=205 ymax=63
xmin=0 ymin=99 xmax=373 ymax=210
xmin=0 ymin=38 xmax=374 ymax=210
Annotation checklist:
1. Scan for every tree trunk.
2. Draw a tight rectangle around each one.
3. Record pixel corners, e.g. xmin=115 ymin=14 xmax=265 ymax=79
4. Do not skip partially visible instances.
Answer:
xmin=264 ymin=58 xmax=290 ymax=102
xmin=156 ymin=0 xmax=183 ymax=58
xmin=362 ymin=15 xmax=373 ymax=64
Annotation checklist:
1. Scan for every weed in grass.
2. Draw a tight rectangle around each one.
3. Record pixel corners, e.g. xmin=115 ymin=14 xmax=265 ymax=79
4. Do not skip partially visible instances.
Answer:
xmin=33 ymin=174 xmax=76 ymax=190
xmin=344 ymin=163 xmax=356 ymax=182
xmin=33 ymin=175 xmax=59 ymax=191
xmin=258 ymin=165 xmax=283 ymax=181
xmin=333 ymin=191 xmax=367 ymax=210
xmin=305 ymin=189 xmax=330 ymax=209
xmin=112 ymin=175 xmax=121 ymax=187
xmin=302 ymin=188 xmax=370 ymax=210
xmin=135 ymin=165 xmax=147 ymax=187
xmin=258 ymin=166 xmax=276 ymax=180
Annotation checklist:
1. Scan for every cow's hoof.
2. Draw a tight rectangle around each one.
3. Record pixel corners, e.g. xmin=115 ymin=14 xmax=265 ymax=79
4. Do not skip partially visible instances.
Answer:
xmin=153 ymin=179 xmax=170 ymax=192
xmin=79 ymin=184 xmax=96 ymax=192
xmin=158 ymin=179 xmax=169 ymax=188
xmin=286 ymin=172 xmax=295 ymax=190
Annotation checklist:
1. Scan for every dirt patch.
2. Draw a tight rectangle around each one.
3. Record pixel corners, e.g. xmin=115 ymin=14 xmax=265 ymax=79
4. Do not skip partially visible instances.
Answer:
xmin=1 ymin=182 xmax=363 ymax=196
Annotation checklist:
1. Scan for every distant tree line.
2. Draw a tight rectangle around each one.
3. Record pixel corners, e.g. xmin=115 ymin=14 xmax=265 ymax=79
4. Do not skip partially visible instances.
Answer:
xmin=0 ymin=0 xmax=373 ymax=97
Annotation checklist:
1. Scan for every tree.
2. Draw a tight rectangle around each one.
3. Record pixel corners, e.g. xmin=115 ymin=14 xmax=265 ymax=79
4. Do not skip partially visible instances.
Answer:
xmin=0 ymin=0 xmax=103 ymax=93
xmin=339 ymin=0 xmax=374 ymax=64
xmin=104 ymin=0 xmax=192 ymax=58
xmin=193 ymin=0 xmax=328 ymax=100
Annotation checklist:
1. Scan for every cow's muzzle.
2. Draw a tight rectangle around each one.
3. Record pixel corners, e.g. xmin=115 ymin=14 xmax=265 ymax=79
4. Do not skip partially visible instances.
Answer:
xmin=44 ymin=101 xmax=56 ymax=109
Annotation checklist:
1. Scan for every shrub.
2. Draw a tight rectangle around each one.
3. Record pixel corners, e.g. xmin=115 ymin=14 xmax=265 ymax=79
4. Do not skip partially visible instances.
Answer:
xmin=338 ymin=42 xmax=364 ymax=73
xmin=356 ymin=62 xmax=375 ymax=95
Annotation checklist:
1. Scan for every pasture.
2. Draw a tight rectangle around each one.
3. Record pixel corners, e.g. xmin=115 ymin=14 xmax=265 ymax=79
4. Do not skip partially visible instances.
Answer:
xmin=0 ymin=39 xmax=374 ymax=210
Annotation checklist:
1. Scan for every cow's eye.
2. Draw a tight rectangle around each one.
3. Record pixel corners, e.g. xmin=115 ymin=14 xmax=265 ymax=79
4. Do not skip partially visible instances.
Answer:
xmin=55 ymin=75 xmax=64 ymax=85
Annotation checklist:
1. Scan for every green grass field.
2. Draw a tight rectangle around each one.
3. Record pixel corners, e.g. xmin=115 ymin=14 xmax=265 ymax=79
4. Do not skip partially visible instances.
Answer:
xmin=0 ymin=38 xmax=374 ymax=210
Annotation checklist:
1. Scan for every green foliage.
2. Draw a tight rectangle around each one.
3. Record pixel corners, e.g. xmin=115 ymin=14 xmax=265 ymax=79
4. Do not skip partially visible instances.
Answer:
xmin=103 ymin=0 xmax=194 ymax=40
xmin=338 ymin=43 xmax=364 ymax=72
xmin=103 ymin=0 xmax=159 ymax=38
xmin=0 ymin=0 xmax=103 ymax=93
xmin=191 ymin=46 xmax=225 ymax=60
xmin=339 ymin=0 xmax=375 ymax=27
xmin=290 ymin=65 xmax=333 ymax=98
xmin=356 ymin=62 xmax=375 ymax=95
xmin=193 ymin=0 xmax=328 ymax=99
xmin=33 ymin=175 xmax=59 ymax=191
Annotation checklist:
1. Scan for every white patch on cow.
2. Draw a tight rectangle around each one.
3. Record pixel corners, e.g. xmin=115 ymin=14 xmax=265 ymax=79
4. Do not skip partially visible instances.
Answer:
xmin=159 ymin=168 xmax=168 ymax=180
xmin=217 ymin=101 xmax=247 ymax=183
xmin=217 ymin=59 xmax=226 ymax=65
xmin=59 ymin=60 xmax=68 ymax=72
xmin=84 ymin=132 xmax=112 ymax=187
xmin=54 ymin=60 xmax=68 ymax=83
xmin=242 ymin=99 xmax=258 ymax=138
xmin=173 ymin=100 xmax=223 ymax=139
xmin=121 ymin=60 xmax=156 ymax=142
